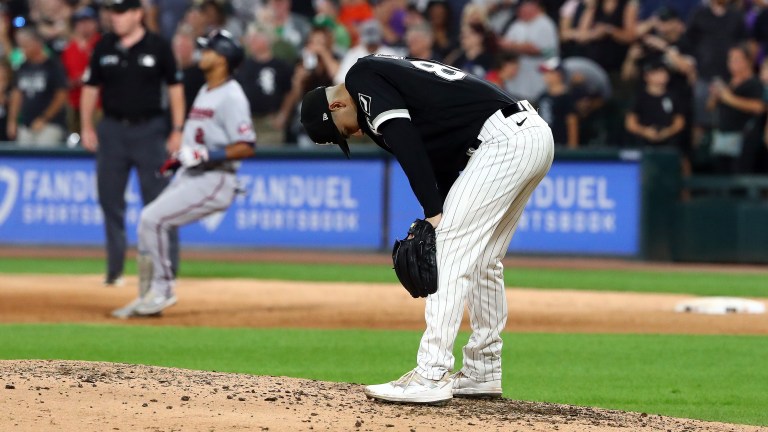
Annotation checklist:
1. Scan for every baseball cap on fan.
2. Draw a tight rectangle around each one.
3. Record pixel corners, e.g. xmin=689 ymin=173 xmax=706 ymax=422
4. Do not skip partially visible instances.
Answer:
xmin=105 ymin=0 xmax=142 ymax=13
xmin=300 ymin=87 xmax=351 ymax=158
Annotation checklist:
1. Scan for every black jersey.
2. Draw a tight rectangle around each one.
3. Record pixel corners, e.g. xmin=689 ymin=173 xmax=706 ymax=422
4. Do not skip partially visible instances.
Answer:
xmin=345 ymin=55 xmax=516 ymax=170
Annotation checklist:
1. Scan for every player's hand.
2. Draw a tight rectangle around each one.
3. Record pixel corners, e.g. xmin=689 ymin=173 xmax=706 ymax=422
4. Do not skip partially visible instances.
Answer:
xmin=81 ymin=126 xmax=98 ymax=152
xmin=166 ymin=130 xmax=182 ymax=154
xmin=426 ymin=213 xmax=442 ymax=230
xmin=177 ymin=145 xmax=209 ymax=168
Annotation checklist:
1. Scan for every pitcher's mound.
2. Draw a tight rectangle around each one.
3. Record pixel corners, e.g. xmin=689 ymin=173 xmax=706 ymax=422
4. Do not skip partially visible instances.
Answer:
xmin=0 ymin=360 xmax=760 ymax=432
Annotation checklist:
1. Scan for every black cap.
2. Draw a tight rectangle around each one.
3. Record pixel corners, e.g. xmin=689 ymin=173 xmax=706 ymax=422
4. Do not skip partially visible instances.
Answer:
xmin=300 ymin=87 xmax=350 ymax=158
xmin=105 ymin=0 xmax=142 ymax=13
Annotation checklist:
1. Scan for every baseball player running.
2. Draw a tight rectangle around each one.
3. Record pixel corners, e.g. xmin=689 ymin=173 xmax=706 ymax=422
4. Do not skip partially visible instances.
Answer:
xmin=112 ymin=30 xmax=256 ymax=318
xmin=301 ymin=54 xmax=554 ymax=404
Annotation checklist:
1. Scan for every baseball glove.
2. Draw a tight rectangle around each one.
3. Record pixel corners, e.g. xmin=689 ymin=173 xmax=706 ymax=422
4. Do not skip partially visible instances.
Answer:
xmin=392 ymin=219 xmax=438 ymax=298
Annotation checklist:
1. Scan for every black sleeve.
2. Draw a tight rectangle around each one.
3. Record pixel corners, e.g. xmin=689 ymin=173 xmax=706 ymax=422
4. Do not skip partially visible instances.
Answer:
xmin=159 ymin=37 xmax=181 ymax=85
xmin=380 ymin=118 xmax=443 ymax=218
xmin=83 ymin=41 xmax=103 ymax=86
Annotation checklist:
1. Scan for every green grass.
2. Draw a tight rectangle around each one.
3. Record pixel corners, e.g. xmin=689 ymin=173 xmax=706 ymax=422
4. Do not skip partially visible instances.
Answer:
xmin=1 ymin=257 xmax=767 ymax=297
xmin=0 ymin=324 xmax=765 ymax=426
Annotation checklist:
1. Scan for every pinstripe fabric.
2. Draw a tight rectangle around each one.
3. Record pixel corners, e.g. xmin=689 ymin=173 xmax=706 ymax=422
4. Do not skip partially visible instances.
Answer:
xmin=138 ymin=170 xmax=238 ymax=297
xmin=416 ymin=107 xmax=554 ymax=382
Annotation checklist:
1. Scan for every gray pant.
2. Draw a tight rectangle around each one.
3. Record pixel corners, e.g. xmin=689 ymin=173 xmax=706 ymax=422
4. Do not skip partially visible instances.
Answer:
xmin=96 ymin=116 xmax=179 ymax=279
xmin=138 ymin=168 xmax=238 ymax=296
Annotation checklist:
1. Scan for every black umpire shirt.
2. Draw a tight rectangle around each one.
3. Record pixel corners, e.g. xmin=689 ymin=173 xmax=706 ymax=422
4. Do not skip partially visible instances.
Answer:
xmin=84 ymin=31 xmax=180 ymax=120
xmin=345 ymin=54 xmax=516 ymax=216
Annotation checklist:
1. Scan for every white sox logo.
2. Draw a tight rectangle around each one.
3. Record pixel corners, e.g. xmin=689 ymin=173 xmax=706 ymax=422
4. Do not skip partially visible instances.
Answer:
xmin=358 ymin=94 xmax=372 ymax=116
xmin=0 ymin=166 xmax=19 ymax=226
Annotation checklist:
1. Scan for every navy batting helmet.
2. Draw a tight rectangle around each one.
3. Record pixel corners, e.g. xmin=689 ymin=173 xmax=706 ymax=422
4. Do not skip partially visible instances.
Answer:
xmin=197 ymin=29 xmax=244 ymax=73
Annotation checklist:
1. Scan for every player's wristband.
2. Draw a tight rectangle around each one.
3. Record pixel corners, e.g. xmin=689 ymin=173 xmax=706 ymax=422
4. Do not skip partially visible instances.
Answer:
xmin=208 ymin=149 xmax=227 ymax=162
xmin=172 ymin=125 xmax=183 ymax=132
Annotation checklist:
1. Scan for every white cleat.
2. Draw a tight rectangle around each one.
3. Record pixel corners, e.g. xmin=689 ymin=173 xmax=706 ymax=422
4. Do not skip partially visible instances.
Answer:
xmin=364 ymin=369 xmax=453 ymax=404
xmin=451 ymin=371 xmax=502 ymax=398
xmin=111 ymin=297 xmax=143 ymax=319
xmin=134 ymin=291 xmax=177 ymax=316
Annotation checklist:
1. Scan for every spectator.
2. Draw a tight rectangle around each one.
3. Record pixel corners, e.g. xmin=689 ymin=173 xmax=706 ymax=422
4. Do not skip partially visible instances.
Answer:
xmin=179 ymin=4 xmax=210 ymax=38
xmin=460 ymin=3 xmax=488 ymax=27
xmin=537 ymin=58 xmax=579 ymax=148
xmin=338 ymin=0 xmax=374 ymax=45
xmin=235 ymin=24 xmax=293 ymax=145
xmin=755 ymin=57 xmax=768 ymax=172
xmin=60 ymin=6 xmax=101 ymax=134
xmin=445 ymin=22 xmax=494 ymax=78
xmin=334 ymin=19 xmax=400 ymax=84
xmin=372 ymin=0 xmax=406 ymax=47
xmin=275 ymin=26 xmax=337 ymax=146
xmin=485 ymin=51 xmax=521 ymax=98
xmin=172 ymin=29 xmax=205 ymax=115
xmin=559 ymin=0 xmax=588 ymax=58
xmin=425 ymin=0 xmax=455 ymax=61
xmin=625 ymin=62 xmax=685 ymax=149
xmin=762 ymin=58 xmax=768 ymax=147
xmin=200 ymin=0 xmax=244 ymax=39
xmin=33 ymin=0 xmax=73 ymax=55
xmin=622 ymin=7 xmax=695 ymax=91
xmin=482 ymin=0 xmax=517 ymax=36
xmin=404 ymin=2 xmax=427 ymax=29
xmin=146 ymin=0 xmax=190 ymax=41
xmin=622 ymin=6 xmax=695 ymax=150
xmin=500 ymin=0 xmax=559 ymax=101
xmin=313 ymin=0 xmax=352 ymax=53
xmin=258 ymin=0 xmax=312 ymax=63
xmin=561 ymin=56 xmax=612 ymax=145
xmin=638 ymin=0 xmax=698 ymax=21
xmin=0 ymin=61 xmax=11 ymax=142
xmin=686 ymin=0 xmax=747 ymax=145
xmin=405 ymin=22 xmax=439 ymax=61
xmin=577 ymin=0 xmax=639 ymax=77
xmin=751 ymin=0 xmax=768 ymax=64
xmin=0 ymin=5 xmax=14 ymax=60
xmin=707 ymin=45 xmax=765 ymax=174
xmin=7 ymin=27 xmax=68 ymax=147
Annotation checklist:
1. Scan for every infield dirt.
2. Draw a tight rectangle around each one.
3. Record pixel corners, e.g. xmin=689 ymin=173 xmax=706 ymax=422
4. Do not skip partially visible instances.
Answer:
xmin=1 ymin=273 xmax=767 ymax=431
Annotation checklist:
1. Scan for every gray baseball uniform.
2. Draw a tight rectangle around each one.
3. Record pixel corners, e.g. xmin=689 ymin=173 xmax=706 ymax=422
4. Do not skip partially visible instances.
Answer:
xmin=138 ymin=79 xmax=255 ymax=299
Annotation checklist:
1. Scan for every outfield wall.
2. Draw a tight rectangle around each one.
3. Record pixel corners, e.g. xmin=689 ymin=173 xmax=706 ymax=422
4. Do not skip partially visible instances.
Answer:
xmin=0 ymin=146 xmax=678 ymax=259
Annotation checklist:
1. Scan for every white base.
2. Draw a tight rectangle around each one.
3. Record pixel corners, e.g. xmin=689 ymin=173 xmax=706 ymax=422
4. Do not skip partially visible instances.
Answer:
xmin=674 ymin=297 xmax=766 ymax=315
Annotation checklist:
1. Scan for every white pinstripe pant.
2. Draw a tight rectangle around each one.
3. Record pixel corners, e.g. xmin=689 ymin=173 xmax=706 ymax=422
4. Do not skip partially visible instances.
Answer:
xmin=416 ymin=104 xmax=554 ymax=382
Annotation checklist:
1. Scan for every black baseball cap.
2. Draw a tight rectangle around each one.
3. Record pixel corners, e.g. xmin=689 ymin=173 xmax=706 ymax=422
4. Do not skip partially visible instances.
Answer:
xmin=105 ymin=0 xmax=142 ymax=13
xmin=300 ymin=87 xmax=350 ymax=158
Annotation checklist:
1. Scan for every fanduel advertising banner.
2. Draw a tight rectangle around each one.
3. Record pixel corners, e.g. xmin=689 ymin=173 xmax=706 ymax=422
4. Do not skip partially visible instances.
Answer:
xmin=0 ymin=158 xmax=384 ymax=249
xmin=388 ymin=161 xmax=641 ymax=256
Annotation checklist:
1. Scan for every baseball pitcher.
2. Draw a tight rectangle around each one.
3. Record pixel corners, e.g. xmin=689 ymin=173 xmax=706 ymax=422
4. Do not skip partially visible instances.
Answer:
xmin=112 ymin=30 xmax=256 ymax=318
xmin=300 ymin=54 xmax=554 ymax=404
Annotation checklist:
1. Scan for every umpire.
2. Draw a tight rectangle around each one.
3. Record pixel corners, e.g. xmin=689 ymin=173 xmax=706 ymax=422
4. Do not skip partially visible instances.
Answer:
xmin=80 ymin=0 xmax=183 ymax=286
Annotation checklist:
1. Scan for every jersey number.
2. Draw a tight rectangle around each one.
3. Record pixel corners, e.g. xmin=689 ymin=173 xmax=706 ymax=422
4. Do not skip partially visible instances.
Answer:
xmin=194 ymin=127 xmax=205 ymax=145
xmin=410 ymin=60 xmax=466 ymax=81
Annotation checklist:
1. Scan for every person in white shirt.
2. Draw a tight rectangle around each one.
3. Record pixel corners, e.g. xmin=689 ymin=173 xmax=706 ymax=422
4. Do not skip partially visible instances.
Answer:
xmin=499 ymin=0 xmax=558 ymax=101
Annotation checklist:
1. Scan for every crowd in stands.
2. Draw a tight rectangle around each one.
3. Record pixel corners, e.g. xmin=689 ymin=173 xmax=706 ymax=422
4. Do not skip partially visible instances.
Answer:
xmin=1 ymin=0 xmax=767 ymax=175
